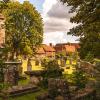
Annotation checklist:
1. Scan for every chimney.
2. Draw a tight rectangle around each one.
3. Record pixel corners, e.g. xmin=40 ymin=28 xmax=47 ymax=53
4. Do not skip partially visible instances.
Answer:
xmin=50 ymin=43 xmax=53 ymax=47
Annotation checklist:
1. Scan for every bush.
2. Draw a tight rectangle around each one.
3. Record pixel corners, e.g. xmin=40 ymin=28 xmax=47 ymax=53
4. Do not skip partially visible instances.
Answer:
xmin=85 ymin=52 xmax=94 ymax=62
xmin=41 ymin=59 xmax=63 ymax=78
xmin=94 ymin=59 xmax=100 ymax=98
xmin=40 ymin=59 xmax=64 ymax=88
xmin=72 ymin=70 xmax=88 ymax=89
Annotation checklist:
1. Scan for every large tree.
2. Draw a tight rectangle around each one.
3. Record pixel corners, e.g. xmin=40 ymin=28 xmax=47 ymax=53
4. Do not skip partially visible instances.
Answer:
xmin=61 ymin=0 xmax=100 ymax=59
xmin=0 ymin=1 xmax=43 ymax=60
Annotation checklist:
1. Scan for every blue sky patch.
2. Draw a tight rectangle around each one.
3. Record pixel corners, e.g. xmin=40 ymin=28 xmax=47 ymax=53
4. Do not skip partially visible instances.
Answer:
xmin=19 ymin=0 xmax=44 ymax=13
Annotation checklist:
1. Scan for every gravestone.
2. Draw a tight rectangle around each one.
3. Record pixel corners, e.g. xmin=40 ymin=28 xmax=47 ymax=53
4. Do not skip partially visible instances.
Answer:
xmin=79 ymin=61 xmax=94 ymax=77
xmin=30 ymin=76 xmax=40 ymax=85
xmin=48 ymin=78 xmax=71 ymax=100
xmin=4 ymin=61 xmax=22 ymax=86
xmin=27 ymin=58 xmax=32 ymax=71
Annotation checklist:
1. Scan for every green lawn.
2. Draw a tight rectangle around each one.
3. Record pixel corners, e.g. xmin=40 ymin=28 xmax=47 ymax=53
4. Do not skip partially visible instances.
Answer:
xmin=22 ymin=59 xmax=43 ymax=74
xmin=9 ymin=89 xmax=46 ymax=100
xmin=22 ymin=59 xmax=76 ymax=74
xmin=0 ymin=89 xmax=47 ymax=100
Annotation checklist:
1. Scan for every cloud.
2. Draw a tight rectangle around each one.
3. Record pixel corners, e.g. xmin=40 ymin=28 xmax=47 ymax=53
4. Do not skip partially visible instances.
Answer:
xmin=43 ymin=32 xmax=79 ymax=45
xmin=47 ymin=1 xmax=71 ymax=19
xmin=43 ymin=0 xmax=76 ymax=33
xmin=42 ymin=0 xmax=57 ymax=19
xmin=44 ymin=18 xmax=76 ymax=32
xmin=42 ymin=0 xmax=78 ymax=44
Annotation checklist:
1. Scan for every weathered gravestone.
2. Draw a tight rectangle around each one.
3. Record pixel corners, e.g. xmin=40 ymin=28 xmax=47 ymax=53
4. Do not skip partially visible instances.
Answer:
xmin=36 ymin=78 xmax=71 ymax=100
xmin=48 ymin=78 xmax=71 ymax=100
xmin=4 ymin=61 xmax=22 ymax=86
xmin=25 ymin=70 xmax=46 ymax=85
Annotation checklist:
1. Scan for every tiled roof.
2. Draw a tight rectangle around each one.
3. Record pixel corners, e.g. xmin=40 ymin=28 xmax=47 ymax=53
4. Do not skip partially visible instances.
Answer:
xmin=55 ymin=43 xmax=80 ymax=49
xmin=64 ymin=45 xmax=76 ymax=53
xmin=37 ymin=47 xmax=45 ymax=54
xmin=70 ymin=43 xmax=80 ymax=49
xmin=42 ymin=44 xmax=55 ymax=52
xmin=36 ymin=44 xmax=55 ymax=55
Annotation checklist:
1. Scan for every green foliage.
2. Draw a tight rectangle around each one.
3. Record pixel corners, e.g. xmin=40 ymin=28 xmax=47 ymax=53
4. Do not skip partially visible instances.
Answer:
xmin=71 ymin=52 xmax=79 ymax=61
xmin=93 ymin=59 xmax=100 ymax=98
xmin=0 ymin=59 xmax=11 ymax=90
xmin=0 ymin=59 xmax=4 ymax=83
xmin=41 ymin=59 xmax=63 ymax=88
xmin=0 ymin=1 xmax=8 ymax=13
xmin=64 ymin=61 xmax=88 ymax=89
xmin=0 ymin=1 xmax=43 ymax=59
xmin=79 ymin=33 xmax=100 ymax=59
xmin=55 ymin=52 xmax=67 ymax=67
xmin=85 ymin=52 xmax=94 ymax=62
xmin=56 ymin=52 xmax=67 ymax=59
xmin=41 ymin=59 xmax=63 ymax=78
xmin=61 ymin=0 xmax=100 ymax=59
xmin=72 ymin=70 xmax=88 ymax=89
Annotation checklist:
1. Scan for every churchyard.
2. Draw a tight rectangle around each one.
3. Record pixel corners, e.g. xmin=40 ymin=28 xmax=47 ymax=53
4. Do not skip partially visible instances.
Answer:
xmin=0 ymin=57 xmax=99 ymax=100
xmin=0 ymin=0 xmax=100 ymax=100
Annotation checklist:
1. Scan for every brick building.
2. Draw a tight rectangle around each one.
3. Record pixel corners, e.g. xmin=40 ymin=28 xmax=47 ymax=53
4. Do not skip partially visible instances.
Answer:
xmin=0 ymin=14 xmax=5 ymax=47
xmin=54 ymin=43 xmax=78 ymax=56
xmin=36 ymin=44 xmax=55 ymax=58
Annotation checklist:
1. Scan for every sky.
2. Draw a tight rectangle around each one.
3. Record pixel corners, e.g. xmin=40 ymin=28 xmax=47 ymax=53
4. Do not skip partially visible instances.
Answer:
xmin=19 ymin=0 xmax=79 ymax=44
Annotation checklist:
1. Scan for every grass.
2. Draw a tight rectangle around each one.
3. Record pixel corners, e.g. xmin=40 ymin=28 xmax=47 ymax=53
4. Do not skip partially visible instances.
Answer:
xmin=22 ymin=59 xmax=76 ymax=72
xmin=63 ymin=65 xmax=75 ymax=74
xmin=0 ymin=79 xmax=47 ymax=100
xmin=0 ymin=88 xmax=47 ymax=100
xmin=22 ymin=59 xmax=43 ymax=74
xmin=9 ymin=89 xmax=47 ymax=100
xmin=22 ymin=59 xmax=76 ymax=75
xmin=0 ymin=59 xmax=76 ymax=100
xmin=63 ymin=60 xmax=76 ymax=74
xmin=18 ymin=78 xmax=29 ymax=85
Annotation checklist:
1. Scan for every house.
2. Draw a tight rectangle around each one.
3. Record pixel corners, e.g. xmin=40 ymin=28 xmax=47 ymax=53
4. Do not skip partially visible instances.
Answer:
xmin=67 ymin=43 xmax=80 ymax=50
xmin=36 ymin=44 xmax=55 ymax=58
xmin=36 ymin=47 xmax=45 ymax=58
xmin=55 ymin=43 xmax=76 ymax=56
xmin=36 ymin=43 xmax=78 ymax=58
xmin=42 ymin=44 xmax=55 ymax=57
xmin=55 ymin=43 xmax=80 ymax=50
xmin=64 ymin=45 xmax=76 ymax=53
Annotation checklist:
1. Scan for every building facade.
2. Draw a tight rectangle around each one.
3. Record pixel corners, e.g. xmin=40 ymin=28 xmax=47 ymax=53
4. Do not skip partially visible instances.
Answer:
xmin=0 ymin=14 xmax=5 ymax=47
xmin=55 ymin=43 xmax=77 ymax=56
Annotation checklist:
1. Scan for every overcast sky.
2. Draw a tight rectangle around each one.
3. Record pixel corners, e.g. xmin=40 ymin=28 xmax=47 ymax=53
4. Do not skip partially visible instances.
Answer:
xmin=19 ymin=0 xmax=79 ymax=44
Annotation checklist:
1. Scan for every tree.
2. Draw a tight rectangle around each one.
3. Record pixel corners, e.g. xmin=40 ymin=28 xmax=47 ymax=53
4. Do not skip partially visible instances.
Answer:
xmin=1 ymin=1 xmax=43 ymax=60
xmin=60 ymin=0 xmax=100 ymax=59
xmin=41 ymin=59 xmax=63 ymax=78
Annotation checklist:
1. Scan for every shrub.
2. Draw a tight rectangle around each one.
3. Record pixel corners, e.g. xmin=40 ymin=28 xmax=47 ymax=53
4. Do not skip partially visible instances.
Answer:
xmin=85 ymin=52 xmax=94 ymax=62
xmin=93 ymin=59 xmax=100 ymax=98
xmin=40 ymin=59 xmax=64 ymax=88
xmin=41 ymin=59 xmax=63 ymax=78
xmin=72 ymin=70 xmax=88 ymax=89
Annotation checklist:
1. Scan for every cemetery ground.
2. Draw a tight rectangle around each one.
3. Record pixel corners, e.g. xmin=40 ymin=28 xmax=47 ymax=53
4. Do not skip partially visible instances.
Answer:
xmin=9 ymin=89 xmax=47 ymax=100
xmin=0 ymin=59 xmax=76 ymax=100
xmin=22 ymin=59 xmax=76 ymax=74
xmin=0 ymin=58 xmax=98 ymax=100
xmin=0 ymin=89 xmax=47 ymax=100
